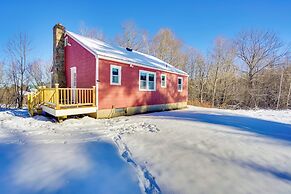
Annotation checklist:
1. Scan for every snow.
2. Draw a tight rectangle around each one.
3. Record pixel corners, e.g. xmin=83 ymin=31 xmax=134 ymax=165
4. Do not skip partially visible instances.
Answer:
xmin=224 ymin=108 xmax=291 ymax=124
xmin=0 ymin=110 xmax=141 ymax=194
xmin=0 ymin=106 xmax=291 ymax=193
xmin=66 ymin=31 xmax=187 ymax=76
xmin=115 ymin=107 xmax=291 ymax=194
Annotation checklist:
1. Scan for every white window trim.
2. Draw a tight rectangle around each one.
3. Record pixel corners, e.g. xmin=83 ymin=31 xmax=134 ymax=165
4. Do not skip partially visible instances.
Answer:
xmin=64 ymin=37 xmax=71 ymax=47
xmin=110 ymin=65 xmax=122 ymax=85
xmin=178 ymin=77 xmax=183 ymax=92
xmin=161 ymin=74 xmax=167 ymax=88
xmin=139 ymin=70 xmax=156 ymax=91
xmin=64 ymin=37 xmax=68 ymax=47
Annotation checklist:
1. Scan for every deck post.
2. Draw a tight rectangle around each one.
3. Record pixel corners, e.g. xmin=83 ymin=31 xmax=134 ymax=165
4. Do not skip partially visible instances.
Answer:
xmin=38 ymin=86 xmax=42 ymax=104
xmin=55 ymin=84 xmax=60 ymax=109
xmin=42 ymin=86 xmax=46 ymax=103
xmin=92 ymin=86 xmax=96 ymax=107
xmin=28 ymin=93 xmax=34 ymax=116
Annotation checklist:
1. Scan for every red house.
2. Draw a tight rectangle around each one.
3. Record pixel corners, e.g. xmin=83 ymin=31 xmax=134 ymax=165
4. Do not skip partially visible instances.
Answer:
xmin=29 ymin=24 xmax=188 ymax=119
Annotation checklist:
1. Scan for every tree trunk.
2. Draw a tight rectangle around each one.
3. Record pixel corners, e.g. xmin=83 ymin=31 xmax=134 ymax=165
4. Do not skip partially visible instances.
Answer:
xmin=287 ymin=82 xmax=291 ymax=108
xmin=276 ymin=69 xmax=284 ymax=109
xmin=247 ymin=73 xmax=254 ymax=107
xmin=211 ymin=66 xmax=219 ymax=107
xmin=200 ymin=82 xmax=204 ymax=103
xmin=222 ymin=80 xmax=228 ymax=105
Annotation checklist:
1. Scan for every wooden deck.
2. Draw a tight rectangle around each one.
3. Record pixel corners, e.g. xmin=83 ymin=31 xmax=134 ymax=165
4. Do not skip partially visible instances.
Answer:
xmin=27 ymin=84 xmax=97 ymax=118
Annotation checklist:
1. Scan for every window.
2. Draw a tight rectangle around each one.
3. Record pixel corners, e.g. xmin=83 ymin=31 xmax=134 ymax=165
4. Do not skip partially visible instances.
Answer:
xmin=139 ymin=70 xmax=156 ymax=91
xmin=178 ymin=77 xmax=183 ymax=92
xmin=64 ymin=37 xmax=68 ymax=46
xmin=161 ymin=74 xmax=166 ymax=88
xmin=64 ymin=36 xmax=71 ymax=47
xmin=148 ymin=73 xmax=155 ymax=90
xmin=110 ymin=65 xmax=121 ymax=85
xmin=140 ymin=72 xmax=147 ymax=90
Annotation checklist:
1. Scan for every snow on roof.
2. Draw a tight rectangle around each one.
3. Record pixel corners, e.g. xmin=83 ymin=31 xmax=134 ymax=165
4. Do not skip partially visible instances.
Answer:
xmin=66 ymin=31 xmax=188 ymax=76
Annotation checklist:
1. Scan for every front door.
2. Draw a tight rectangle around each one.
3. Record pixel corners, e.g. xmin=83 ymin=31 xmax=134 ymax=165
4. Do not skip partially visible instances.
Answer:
xmin=70 ymin=67 xmax=77 ymax=103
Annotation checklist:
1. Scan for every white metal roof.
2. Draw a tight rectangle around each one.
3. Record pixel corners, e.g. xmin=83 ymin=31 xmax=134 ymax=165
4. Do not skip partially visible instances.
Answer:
xmin=66 ymin=31 xmax=188 ymax=76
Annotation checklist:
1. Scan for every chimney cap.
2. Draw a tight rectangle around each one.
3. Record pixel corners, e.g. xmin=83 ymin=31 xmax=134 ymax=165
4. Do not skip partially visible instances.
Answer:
xmin=54 ymin=23 xmax=65 ymax=30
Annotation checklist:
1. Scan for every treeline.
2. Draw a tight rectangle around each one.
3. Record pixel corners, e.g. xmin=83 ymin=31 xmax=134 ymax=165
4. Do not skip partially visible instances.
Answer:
xmin=0 ymin=21 xmax=290 ymax=109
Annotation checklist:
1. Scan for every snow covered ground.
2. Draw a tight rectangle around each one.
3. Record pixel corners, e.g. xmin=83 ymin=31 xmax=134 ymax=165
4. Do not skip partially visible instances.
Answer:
xmin=0 ymin=106 xmax=290 ymax=194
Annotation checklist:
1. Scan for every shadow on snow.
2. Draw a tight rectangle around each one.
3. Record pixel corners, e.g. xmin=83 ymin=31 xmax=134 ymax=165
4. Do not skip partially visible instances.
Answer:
xmin=0 ymin=108 xmax=30 ymax=118
xmin=0 ymin=131 xmax=141 ymax=194
xmin=144 ymin=110 xmax=291 ymax=143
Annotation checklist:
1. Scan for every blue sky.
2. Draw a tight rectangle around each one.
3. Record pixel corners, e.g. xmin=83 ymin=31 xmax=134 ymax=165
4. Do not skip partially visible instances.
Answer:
xmin=0 ymin=0 xmax=290 ymax=61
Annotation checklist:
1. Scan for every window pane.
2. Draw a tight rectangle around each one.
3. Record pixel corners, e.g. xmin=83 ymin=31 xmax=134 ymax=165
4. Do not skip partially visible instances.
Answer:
xmin=161 ymin=75 xmax=166 ymax=87
xmin=140 ymin=72 xmax=147 ymax=81
xmin=112 ymin=68 xmax=119 ymax=76
xmin=161 ymin=80 xmax=165 ymax=87
xmin=161 ymin=75 xmax=165 ymax=81
xmin=112 ymin=75 xmax=119 ymax=83
xmin=149 ymin=73 xmax=155 ymax=81
xmin=178 ymin=78 xmax=182 ymax=84
xmin=149 ymin=81 xmax=154 ymax=90
xmin=140 ymin=80 xmax=147 ymax=89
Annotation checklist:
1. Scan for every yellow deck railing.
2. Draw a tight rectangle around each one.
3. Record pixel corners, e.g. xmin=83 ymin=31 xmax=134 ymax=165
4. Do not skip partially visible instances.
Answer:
xmin=28 ymin=84 xmax=96 ymax=116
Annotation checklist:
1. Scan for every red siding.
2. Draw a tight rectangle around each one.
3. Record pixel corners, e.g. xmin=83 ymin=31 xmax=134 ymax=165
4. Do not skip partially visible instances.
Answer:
xmin=98 ymin=58 xmax=188 ymax=109
xmin=65 ymin=36 xmax=96 ymax=88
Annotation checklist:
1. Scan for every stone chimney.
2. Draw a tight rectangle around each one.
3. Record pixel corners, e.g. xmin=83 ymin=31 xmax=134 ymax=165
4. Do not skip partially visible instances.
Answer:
xmin=52 ymin=23 xmax=66 ymax=87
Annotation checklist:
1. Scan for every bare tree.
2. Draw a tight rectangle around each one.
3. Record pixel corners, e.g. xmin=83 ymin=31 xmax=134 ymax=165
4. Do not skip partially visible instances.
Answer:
xmin=209 ymin=37 xmax=236 ymax=107
xmin=28 ymin=59 xmax=51 ymax=88
xmin=0 ymin=61 xmax=4 ymax=85
xmin=140 ymin=29 xmax=150 ymax=54
xmin=236 ymin=30 xmax=286 ymax=107
xmin=79 ymin=22 xmax=105 ymax=41
xmin=285 ymin=56 xmax=291 ymax=108
xmin=0 ymin=61 xmax=7 ymax=105
xmin=287 ymin=82 xmax=291 ymax=108
xmin=151 ymin=28 xmax=185 ymax=68
xmin=185 ymin=47 xmax=197 ymax=79
xmin=185 ymin=48 xmax=209 ymax=103
xmin=115 ymin=21 xmax=148 ymax=52
xmin=6 ymin=33 xmax=31 ymax=108
xmin=276 ymin=67 xmax=284 ymax=109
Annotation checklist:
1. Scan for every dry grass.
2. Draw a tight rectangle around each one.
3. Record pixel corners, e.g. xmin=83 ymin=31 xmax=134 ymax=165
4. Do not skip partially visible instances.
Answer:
xmin=187 ymin=100 xmax=212 ymax=108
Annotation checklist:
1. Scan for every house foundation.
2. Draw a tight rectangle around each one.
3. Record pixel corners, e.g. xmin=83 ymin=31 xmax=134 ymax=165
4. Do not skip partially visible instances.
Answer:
xmin=95 ymin=101 xmax=187 ymax=119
